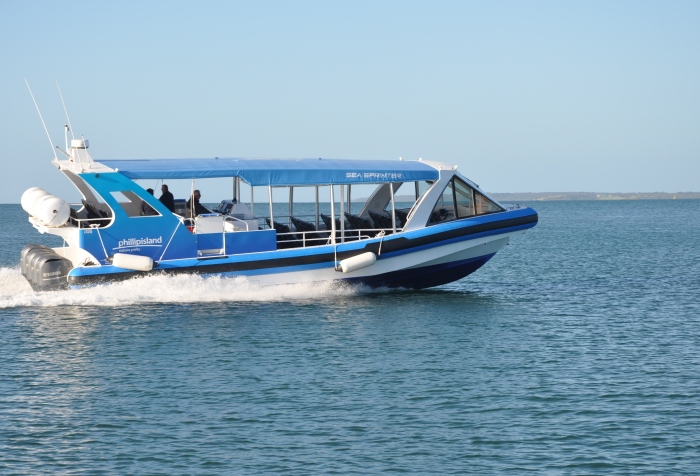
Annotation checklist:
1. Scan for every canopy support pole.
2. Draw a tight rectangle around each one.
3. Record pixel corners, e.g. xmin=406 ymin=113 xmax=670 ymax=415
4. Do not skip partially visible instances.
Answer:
xmin=339 ymin=184 xmax=345 ymax=243
xmin=250 ymin=185 xmax=255 ymax=219
xmin=268 ymin=186 xmax=274 ymax=229
xmin=329 ymin=185 xmax=336 ymax=245
xmin=190 ymin=180 xmax=195 ymax=220
xmin=314 ymin=186 xmax=319 ymax=231
xmin=390 ymin=183 xmax=396 ymax=233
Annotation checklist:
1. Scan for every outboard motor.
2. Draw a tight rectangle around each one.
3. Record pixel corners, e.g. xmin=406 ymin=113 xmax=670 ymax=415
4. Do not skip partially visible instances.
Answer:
xmin=20 ymin=243 xmax=50 ymax=278
xmin=215 ymin=200 xmax=234 ymax=214
xmin=20 ymin=243 xmax=72 ymax=291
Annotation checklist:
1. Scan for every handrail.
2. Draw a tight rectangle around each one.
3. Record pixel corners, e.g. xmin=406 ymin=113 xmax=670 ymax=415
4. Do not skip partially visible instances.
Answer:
xmin=67 ymin=203 xmax=113 ymax=228
xmin=275 ymin=226 xmax=399 ymax=248
xmin=223 ymin=215 xmax=249 ymax=231
xmin=68 ymin=216 xmax=112 ymax=228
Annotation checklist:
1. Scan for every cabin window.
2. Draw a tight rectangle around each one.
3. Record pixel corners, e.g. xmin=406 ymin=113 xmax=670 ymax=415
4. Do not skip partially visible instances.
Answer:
xmin=475 ymin=191 xmax=502 ymax=214
xmin=428 ymin=180 xmax=455 ymax=224
xmin=376 ymin=182 xmax=409 ymax=211
xmin=453 ymin=177 xmax=475 ymax=218
xmin=416 ymin=181 xmax=433 ymax=202
xmin=110 ymin=191 xmax=160 ymax=218
xmin=427 ymin=177 xmax=503 ymax=225
xmin=404 ymin=181 xmax=436 ymax=223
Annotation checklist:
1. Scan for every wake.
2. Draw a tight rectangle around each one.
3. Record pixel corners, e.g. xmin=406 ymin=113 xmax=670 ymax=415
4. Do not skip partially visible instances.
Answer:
xmin=0 ymin=267 xmax=367 ymax=309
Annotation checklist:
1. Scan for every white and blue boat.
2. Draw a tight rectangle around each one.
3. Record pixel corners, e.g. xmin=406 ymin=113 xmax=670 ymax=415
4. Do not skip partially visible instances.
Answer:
xmin=20 ymin=138 xmax=537 ymax=291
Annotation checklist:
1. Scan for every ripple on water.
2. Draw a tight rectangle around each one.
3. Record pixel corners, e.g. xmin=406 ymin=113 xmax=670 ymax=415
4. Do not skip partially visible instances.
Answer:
xmin=1 ymin=201 xmax=700 ymax=474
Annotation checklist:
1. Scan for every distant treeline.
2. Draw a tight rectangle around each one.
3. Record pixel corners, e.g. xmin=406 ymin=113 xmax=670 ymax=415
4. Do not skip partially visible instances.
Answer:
xmin=488 ymin=192 xmax=700 ymax=201
xmin=374 ymin=192 xmax=700 ymax=203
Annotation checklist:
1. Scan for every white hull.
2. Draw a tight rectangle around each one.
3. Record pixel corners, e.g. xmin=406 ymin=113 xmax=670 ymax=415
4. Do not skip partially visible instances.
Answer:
xmin=214 ymin=231 xmax=516 ymax=288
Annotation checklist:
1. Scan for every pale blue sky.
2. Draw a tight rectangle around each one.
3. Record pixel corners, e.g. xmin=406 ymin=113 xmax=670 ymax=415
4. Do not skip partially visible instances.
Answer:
xmin=2 ymin=0 xmax=699 ymax=203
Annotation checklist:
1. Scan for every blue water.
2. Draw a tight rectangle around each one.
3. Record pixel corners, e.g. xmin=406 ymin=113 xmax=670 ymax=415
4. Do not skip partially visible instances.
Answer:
xmin=1 ymin=201 xmax=699 ymax=474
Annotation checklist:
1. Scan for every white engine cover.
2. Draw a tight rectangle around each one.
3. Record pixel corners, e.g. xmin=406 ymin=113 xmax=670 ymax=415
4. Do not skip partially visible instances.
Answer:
xmin=34 ymin=194 xmax=70 ymax=227
xmin=21 ymin=187 xmax=49 ymax=215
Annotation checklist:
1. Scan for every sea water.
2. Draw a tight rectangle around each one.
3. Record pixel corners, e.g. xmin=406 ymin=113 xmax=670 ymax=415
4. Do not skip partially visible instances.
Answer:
xmin=1 ymin=201 xmax=699 ymax=474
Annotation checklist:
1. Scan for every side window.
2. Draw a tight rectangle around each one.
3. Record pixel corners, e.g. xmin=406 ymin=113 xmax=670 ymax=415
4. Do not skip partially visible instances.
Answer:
xmin=427 ymin=176 xmax=503 ymax=226
xmin=383 ymin=182 xmax=406 ymax=212
xmin=110 ymin=191 xmax=160 ymax=218
xmin=453 ymin=177 xmax=475 ymax=218
xmin=429 ymin=180 xmax=455 ymax=224
xmin=416 ymin=180 xmax=433 ymax=201
xmin=405 ymin=180 xmax=435 ymax=223
xmin=475 ymin=191 xmax=502 ymax=214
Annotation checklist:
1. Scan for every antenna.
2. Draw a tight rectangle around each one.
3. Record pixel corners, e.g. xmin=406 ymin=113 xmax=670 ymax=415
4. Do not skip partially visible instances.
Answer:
xmin=56 ymin=82 xmax=75 ymax=140
xmin=64 ymin=124 xmax=69 ymax=152
xmin=25 ymin=79 xmax=58 ymax=160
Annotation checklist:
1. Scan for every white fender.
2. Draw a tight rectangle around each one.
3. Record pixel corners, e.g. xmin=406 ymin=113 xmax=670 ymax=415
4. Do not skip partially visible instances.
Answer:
xmin=21 ymin=187 xmax=49 ymax=215
xmin=113 ymin=253 xmax=154 ymax=272
xmin=34 ymin=194 xmax=71 ymax=227
xmin=339 ymin=252 xmax=377 ymax=273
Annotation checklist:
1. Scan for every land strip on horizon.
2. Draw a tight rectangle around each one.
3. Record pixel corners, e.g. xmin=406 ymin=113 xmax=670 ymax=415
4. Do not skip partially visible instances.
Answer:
xmin=487 ymin=192 xmax=700 ymax=201
xmin=379 ymin=192 xmax=700 ymax=202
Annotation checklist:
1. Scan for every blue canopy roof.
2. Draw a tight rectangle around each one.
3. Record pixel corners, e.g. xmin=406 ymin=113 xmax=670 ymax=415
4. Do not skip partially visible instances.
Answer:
xmin=98 ymin=158 xmax=440 ymax=186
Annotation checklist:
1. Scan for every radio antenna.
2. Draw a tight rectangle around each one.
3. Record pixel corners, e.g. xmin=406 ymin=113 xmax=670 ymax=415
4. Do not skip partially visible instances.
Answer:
xmin=56 ymin=81 xmax=75 ymax=140
xmin=25 ymin=79 xmax=58 ymax=160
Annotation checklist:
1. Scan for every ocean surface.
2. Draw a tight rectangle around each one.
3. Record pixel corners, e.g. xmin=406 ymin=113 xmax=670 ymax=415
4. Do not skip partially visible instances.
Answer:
xmin=1 ymin=200 xmax=699 ymax=474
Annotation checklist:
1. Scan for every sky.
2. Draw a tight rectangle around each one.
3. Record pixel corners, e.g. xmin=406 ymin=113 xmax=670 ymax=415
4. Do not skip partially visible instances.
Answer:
xmin=2 ymin=0 xmax=699 ymax=203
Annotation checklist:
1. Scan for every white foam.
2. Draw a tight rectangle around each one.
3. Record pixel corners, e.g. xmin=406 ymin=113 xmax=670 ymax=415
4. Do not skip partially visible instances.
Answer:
xmin=0 ymin=267 xmax=369 ymax=309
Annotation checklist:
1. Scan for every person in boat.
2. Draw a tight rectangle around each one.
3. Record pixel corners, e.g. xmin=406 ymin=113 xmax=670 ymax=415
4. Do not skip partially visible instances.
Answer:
xmin=186 ymin=189 xmax=211 ymax=217
xmin=140 ymin=188 xmax=158 ymax=216
xmin=159 ymin=184 xmax=175 ymax=212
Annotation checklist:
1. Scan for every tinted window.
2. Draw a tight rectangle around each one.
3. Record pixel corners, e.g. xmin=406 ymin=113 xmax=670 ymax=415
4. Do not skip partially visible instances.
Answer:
xmin=453 ymin=177 xmax=475 ymax=218
xmin=427 ymin=176 xmax=502 ymax=226
xmin=475 ymin=191 xmax=502 ymax=214
xmin=429 ymin=180 xmax=455 ymax=224
xmin=110 ymin=190 xmax=159 ymax=218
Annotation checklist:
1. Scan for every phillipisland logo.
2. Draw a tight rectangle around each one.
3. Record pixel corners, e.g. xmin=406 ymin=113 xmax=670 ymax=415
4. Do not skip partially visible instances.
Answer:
xmin=346 ymin=172 xmax=403 ymax=180
xmin=115 ymin=236 xmax=163 ymax=250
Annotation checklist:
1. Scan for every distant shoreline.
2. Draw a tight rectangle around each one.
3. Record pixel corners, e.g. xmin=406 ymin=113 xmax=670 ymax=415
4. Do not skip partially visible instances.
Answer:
xmin=378 ymin=192 xmax=700 ymax=203
xmin=488 ymin=192 xmax=700 ymax=201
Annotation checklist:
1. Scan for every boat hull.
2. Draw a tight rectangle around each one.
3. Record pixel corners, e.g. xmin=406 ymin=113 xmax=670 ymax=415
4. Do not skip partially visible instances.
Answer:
xmin=65 ymin=208 xmax=537 ymax=290
xmin=347 ymin=253 xmax=495 ymax=289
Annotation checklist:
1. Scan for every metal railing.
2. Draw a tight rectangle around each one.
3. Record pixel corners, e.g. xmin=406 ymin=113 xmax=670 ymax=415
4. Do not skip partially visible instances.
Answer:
xmin=223 ymin=215 xmax=250 ymax=231
xmin=68 ymin=215 xmax=112 ymax=228
xmin=274 ymin=227 xmax=398 ymax=249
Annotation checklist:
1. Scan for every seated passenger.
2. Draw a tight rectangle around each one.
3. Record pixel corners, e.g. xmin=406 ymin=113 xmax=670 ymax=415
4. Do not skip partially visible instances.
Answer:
xmin=186 ymin=189 xmax=212 ymax=217
xmin=140 ymin=188 xmax=158 ymax=216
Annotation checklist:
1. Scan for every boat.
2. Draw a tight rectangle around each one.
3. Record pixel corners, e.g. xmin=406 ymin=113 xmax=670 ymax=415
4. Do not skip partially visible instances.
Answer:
xmin=20 ymin=138 xmax=538 ymax=291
